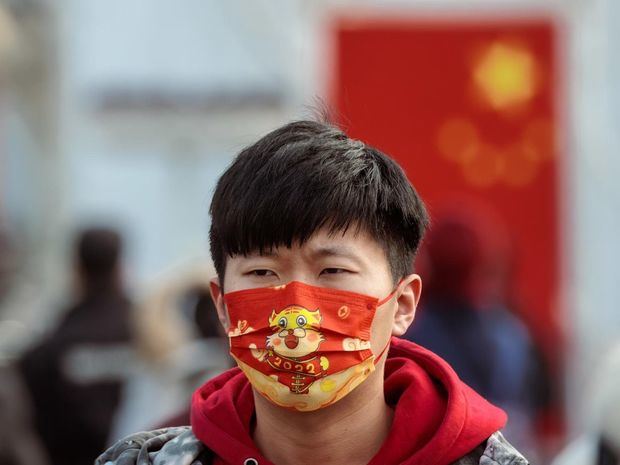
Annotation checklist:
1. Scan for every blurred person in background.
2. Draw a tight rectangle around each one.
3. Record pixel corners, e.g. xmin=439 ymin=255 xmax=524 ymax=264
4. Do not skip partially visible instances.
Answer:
xmin=404 ymin=205 xmax=552 ymax=460
xmin=552 ymin=343 xmax=620 ymax=465
xmin=17 ymin=227 xmax=133 ymax=465
xmin=110 ymin=262 xmax=232 ymax=440
xmin=0 ymin=365 xmax=49 ymax=465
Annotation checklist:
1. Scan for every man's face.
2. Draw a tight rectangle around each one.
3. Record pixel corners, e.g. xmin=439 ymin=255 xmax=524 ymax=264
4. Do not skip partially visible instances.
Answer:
xmin=210 ymin=226 xmax=421 ymax=358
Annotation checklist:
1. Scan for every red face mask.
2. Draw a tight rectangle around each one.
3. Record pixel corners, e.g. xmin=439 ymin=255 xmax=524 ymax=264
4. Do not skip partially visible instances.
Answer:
xmin=224 ymin=280 xmax=397 ymax=411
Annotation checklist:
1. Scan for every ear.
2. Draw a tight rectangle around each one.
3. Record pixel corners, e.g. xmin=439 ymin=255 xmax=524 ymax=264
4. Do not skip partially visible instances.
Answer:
xmin=391 ymin=273 xmax=422 ymax=336
xmin=209 ymin=277 xmax=230 ymax=332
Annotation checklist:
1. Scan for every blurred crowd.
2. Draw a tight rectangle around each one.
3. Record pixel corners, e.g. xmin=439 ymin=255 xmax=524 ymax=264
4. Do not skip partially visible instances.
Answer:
xmin=0 ymin=226 xmax=232 ymax=465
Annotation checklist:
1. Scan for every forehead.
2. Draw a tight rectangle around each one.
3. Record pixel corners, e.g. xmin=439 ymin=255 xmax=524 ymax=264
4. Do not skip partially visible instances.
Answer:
xmin=257 ymin=226 xmax=387 ymax=262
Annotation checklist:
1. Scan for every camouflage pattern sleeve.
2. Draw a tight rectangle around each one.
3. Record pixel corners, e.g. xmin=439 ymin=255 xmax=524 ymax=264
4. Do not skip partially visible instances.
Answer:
xmin=480 ymin=431 xmax=528 ymax=465
xmin=94 ymin=426 xmax=209 ymax=465
xmin=451 ymin=431 xmax=529 ymax=465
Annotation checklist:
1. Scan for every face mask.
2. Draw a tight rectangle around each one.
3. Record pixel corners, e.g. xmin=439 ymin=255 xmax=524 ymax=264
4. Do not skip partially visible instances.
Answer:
xmin=224 ymin=280 xmax=397 ymax=411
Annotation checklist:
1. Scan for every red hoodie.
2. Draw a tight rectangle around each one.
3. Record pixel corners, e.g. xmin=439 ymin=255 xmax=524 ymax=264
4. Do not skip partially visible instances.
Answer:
xmin=191 ymin=337 xmax=507 ymax=465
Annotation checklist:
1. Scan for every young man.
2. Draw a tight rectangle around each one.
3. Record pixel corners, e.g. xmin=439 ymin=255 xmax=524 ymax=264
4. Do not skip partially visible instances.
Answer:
xmin=96 ymin=121 xmax=528 ymax=465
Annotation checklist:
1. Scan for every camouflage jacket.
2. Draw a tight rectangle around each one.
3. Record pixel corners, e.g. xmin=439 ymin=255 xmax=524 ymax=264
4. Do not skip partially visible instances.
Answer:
xmin=95 ymin=427 xmax=528 ymax=465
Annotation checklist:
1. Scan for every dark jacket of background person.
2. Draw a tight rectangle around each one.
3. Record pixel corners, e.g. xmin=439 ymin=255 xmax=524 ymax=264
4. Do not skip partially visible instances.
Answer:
xmin=17 ymin=227 xmax=133 ymax=465
xmin=0 ymin=366 xmax=49 ymax=465
xmin=403 ymin=209 xmax=552 ymax=460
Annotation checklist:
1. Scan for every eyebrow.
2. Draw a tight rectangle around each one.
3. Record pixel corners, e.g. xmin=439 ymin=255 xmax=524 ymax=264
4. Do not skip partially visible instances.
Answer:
xmin=309 ymin=245 xmax=364 ymax=266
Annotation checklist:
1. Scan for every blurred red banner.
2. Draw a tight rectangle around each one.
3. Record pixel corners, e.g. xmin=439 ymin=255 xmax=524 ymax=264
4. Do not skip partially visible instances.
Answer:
xmin=330 ymin=15 xmax=562 ymax=365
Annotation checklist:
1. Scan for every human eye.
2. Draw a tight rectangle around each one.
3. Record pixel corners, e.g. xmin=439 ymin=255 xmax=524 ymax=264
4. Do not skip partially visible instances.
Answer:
xmin=249 ymin=269 xmax=276 ymax=277
xmin=320 ymin=268 xmax=348 ymax=275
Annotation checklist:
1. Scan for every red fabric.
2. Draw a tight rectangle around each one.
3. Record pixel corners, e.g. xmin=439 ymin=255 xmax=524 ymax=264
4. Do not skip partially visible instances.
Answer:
xmin=263 ymin=352 xmax=327 ymax=393
xmin=225 ymin=281 xmax=398 ymax=397
xmin=191 ymin=337 xmax=506 ymax=465
xmin=331 ymin=17 xmax=562 ymax=365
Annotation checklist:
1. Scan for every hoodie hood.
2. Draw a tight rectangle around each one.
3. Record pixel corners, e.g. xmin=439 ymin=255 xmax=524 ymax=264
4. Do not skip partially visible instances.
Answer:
xmin=191 ymin=337 xmax=506 ymax=465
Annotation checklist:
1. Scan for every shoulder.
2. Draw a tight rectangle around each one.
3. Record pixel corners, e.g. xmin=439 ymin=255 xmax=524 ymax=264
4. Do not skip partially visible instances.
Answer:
xmin=452 ymin=431 xmax=529 ymax=465
xmin=96 ymin=428 xmax=527 ymax=465
xmin=95 ymin=426 xmax=212 ymax=465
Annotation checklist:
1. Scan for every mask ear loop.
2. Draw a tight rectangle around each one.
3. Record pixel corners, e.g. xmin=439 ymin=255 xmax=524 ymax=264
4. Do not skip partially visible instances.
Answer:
xmin=372 ymin=278 xmax=404 ymax=365
xmin=373 ymin=339 xmax=392 ymax=366
xmin=376 ymin=278 xmax=404 ymax=307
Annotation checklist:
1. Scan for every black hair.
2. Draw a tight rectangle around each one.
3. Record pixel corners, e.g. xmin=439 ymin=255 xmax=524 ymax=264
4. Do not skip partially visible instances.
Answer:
xmin=209 ymin=120 xmax=428 ymax=286
xmin=75 ymin=227 xmax=122 ymax=289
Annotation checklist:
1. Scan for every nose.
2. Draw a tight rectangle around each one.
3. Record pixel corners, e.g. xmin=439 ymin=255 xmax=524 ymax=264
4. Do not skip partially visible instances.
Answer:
xmin=287 ymin=329 xmax=294 ymax=335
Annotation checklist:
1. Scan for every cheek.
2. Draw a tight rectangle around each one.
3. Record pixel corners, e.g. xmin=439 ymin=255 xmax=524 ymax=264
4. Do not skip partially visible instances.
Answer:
xmin=307 ymin=332 xmax=318 ymax=343
xmin=370 ymin=307 xmax=394 ymax=352
xmin=272 ymin=338 xmax=282 ymax=346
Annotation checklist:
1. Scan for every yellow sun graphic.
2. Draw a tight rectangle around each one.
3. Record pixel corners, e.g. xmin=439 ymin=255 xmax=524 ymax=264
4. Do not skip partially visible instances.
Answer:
xmin=473 ymin=41 xmax=538 ymax=110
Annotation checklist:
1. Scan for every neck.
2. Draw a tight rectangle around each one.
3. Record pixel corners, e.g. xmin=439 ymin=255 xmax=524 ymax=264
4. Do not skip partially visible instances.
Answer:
xmin=253 ymin=365 xmax=393 ymax=465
